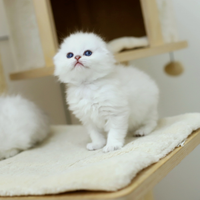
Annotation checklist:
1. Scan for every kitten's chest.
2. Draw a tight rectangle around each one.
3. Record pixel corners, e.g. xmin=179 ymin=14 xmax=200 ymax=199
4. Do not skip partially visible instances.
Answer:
xmin=67 ymin=84 xmax=102 ymax=121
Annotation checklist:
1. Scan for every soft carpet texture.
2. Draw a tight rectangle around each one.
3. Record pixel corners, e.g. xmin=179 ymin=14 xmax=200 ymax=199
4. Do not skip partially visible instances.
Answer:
xmin=0 ymin=113 xmax=200 ymax=196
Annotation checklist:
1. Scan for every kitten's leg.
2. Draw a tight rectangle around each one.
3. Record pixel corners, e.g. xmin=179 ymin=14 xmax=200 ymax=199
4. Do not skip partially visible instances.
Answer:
xmin=86 ymin=124 xmax=106 ymax=151
xmin=103 ymin=114 xmax=129 ymax=153
xmin=103 ymin=127 xmax=127 ymax=153
xmin=134 ymin=109 xmax=158 ymax=137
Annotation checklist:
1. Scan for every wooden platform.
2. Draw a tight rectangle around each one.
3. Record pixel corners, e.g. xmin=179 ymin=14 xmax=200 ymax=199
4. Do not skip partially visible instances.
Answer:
xmin=2 ymin=128 xmax=199 ymax=200
xmin=9 ymin=41 xmax=187 ymax=81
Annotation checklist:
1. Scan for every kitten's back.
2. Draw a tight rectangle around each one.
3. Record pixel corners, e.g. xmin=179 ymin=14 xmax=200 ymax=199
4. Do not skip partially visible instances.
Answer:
xmin=114 ymin=65 xmax=159 ymax=130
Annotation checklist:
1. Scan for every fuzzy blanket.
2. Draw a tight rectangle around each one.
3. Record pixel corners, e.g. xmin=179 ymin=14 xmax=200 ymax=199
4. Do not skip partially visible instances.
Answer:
xmin=0 ymin=113 xmax=200 ymax=196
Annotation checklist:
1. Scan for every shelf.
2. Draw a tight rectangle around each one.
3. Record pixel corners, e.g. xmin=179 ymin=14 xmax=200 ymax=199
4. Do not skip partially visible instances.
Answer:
xmin=10 ymin=66 xmax=55 ymax=81
xmin=2 ymin=128 xmax=200 ymax=199
xmin=115 ymin=40 xmax=187 ymax=62
xmin=10 ymin=41 xmax=188 ymax=80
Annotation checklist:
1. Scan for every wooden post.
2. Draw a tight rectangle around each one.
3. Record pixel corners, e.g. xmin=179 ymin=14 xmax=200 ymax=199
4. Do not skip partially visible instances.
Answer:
xmin=140 ymin=0 xmax=164 ymax=46
xmin=32 ymin=0 xmax=58 ymax=67
xmin=0 ymin=56 xmax=7 ymax=93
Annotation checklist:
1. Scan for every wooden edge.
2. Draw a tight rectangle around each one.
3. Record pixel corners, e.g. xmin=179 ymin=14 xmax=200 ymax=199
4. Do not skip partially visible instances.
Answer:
xmin=2 ymin=129 xmax=200 ymax=200
xmin=118 ymin=128 xmax=200 ymax=200
xmin=142 ymin=190 xmax=154 ymax=200
xmin=9 ymin=67 xmax=55 ymax=80
xmin=9 ymin=41 xmax=188 ymax=81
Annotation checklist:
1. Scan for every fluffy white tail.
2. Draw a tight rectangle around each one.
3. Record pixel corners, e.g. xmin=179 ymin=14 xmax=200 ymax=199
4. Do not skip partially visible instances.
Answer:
xmin=107 ymin=36 xmax=148 ymax=54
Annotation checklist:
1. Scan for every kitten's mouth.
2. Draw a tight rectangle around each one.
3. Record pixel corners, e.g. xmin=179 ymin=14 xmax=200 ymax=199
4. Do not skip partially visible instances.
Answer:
xmin=75 ymin=62 xmax=84 ymax=67
xmin=73 ymin=62 xmax=89 ymax=69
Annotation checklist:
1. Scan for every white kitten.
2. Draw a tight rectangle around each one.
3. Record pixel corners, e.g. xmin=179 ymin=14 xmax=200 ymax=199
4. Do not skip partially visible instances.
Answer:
xmin=54 ymin=32 xmax=159 ymax=153
xmin=0 ymin=95 xmax=50 ymax=160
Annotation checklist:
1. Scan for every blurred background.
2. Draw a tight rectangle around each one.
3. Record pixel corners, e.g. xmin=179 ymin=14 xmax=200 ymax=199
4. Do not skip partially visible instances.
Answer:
xmin=0 ymin=0 xmax=199 ymax=199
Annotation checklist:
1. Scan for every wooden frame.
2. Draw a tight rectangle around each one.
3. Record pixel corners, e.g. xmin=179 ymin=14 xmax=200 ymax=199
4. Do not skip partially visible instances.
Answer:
xmin=8 ymin=0 xmax=187 ymax=80
xmin=2 ymin=128 xmax=200 ymax=200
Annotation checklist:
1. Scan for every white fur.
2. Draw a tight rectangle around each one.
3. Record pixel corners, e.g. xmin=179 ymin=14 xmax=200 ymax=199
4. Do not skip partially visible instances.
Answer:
xmin=107 ymin=36 xmax=148 ymax=53
xmin=0 ymin=95 xmax=50 ymax=160
xmin=54 ymin=32 xmax=159 ymax=152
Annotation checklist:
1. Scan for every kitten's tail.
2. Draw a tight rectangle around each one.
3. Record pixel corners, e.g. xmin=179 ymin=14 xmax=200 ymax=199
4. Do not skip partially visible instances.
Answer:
xmin=107 ymin=36 xmax=148 ymax=54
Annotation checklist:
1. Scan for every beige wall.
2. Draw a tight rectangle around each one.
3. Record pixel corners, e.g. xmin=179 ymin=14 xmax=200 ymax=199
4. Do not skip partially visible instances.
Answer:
xmin=0 ymin=0 xmax=200 ymax=199
xmin=130 ymin=0 xmax=200 ymax=199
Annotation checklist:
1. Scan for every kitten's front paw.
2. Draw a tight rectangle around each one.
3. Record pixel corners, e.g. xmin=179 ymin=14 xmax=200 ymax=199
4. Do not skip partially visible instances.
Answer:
xmin=103 ymin=142 xmax=123 ymax=153
xmin=86 ymin=141 xmax=106 ymax=151
xmin=1 ymin=149 xmax=20 ymax=160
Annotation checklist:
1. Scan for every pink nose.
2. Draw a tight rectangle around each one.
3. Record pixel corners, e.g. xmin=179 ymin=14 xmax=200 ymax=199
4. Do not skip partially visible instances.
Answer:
xmin=75 ymin=55 xmax=81 ymax=60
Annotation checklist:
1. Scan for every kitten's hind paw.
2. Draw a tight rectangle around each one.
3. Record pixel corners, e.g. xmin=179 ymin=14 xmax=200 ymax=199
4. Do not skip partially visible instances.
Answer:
xmin=134 ymin=130 xmax=146 ymax=137
xmin=86 ymin=142 xmax=105 ymax=151
xmin=134 ymin=126 xmax=154 ymax=137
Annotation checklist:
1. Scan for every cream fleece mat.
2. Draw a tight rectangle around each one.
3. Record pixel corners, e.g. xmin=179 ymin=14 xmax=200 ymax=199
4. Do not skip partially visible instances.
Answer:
xmin=0 ymin=113 xmax=200 ymax=196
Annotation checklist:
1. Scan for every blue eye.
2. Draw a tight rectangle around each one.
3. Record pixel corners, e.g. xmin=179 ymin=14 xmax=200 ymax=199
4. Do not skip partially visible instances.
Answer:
xmin=84 ymin=50 xmax=92 ymax=56
xmin=67 ymin=52 xmax=73 ymax=58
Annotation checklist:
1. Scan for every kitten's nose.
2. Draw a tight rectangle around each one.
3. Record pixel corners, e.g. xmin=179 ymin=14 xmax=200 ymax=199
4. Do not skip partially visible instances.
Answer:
xmin=75 ymin=55 xmax=81 ymax=61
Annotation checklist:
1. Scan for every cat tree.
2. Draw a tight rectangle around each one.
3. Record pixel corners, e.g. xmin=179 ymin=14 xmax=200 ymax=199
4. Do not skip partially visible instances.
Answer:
xmin=3 ymin=0 xmax=187 ymax=81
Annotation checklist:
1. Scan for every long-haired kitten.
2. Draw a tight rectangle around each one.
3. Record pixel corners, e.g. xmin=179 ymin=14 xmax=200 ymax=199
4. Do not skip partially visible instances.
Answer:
xmin=0 ymin=95 xmax=50 ymax=160
xmin=54 ymin=32 xmax=159 ymax=153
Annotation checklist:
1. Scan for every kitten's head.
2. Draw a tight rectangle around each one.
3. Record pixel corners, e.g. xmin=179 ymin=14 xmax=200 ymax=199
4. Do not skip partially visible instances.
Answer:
xmin=54 ymin=32 xmax=115 ymax=85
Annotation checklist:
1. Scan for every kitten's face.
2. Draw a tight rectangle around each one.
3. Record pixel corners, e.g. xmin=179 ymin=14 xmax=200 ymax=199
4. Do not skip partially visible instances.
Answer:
xmin=54 ymin=32 xmax=115 ymax=85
